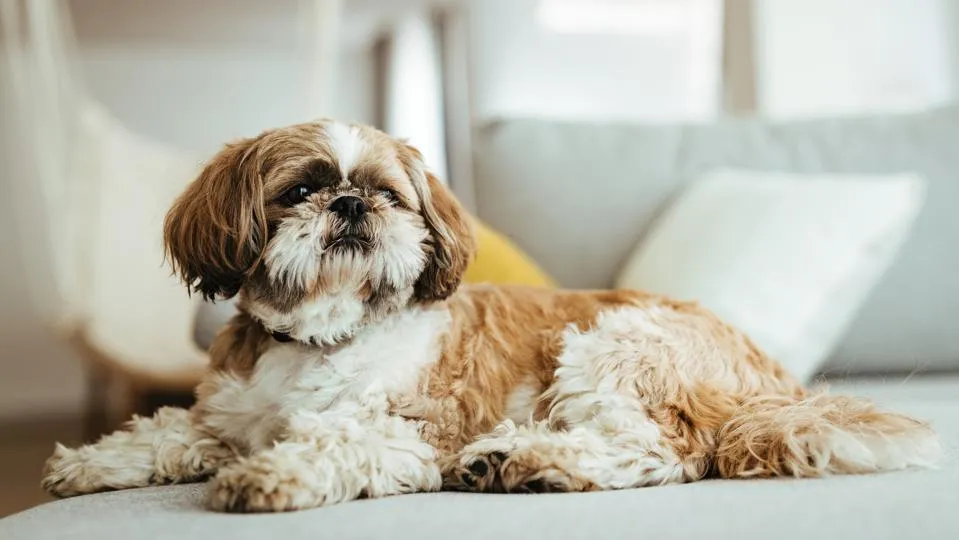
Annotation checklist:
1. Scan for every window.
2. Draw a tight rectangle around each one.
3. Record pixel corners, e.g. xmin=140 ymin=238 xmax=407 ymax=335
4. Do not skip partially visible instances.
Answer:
xmin=754 ymin=0 xmax=953 ymax=118
xmin=468 ymin=0 xmax=724 ymax=122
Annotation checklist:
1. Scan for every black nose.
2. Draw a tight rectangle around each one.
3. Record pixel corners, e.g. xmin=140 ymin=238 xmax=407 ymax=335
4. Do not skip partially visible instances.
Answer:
xmin=330 ymin=196 xmax=367 ymax=220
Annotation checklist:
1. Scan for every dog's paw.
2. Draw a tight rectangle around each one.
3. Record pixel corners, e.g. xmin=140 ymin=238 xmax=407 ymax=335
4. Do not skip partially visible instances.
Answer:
xmin=208 ymin=454 xmax=326 ymax=513
xmin=41 ymin=443 xmax=134 ymax=498
xmin=445 ymin=449 xmax=509 ymax=492
xmin=445 ymin=427 xmax=601 ymax=495
xmin=446 ymin=448 xmax=571 ymax=494
xmin=41 ymin=443 xmax=88 ymax=497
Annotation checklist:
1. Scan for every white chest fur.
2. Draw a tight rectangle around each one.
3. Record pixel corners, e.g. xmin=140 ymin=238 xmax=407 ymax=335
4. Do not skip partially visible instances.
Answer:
xmin=200 ymin=306 xmax=450 ymax=452
xmin=246 ymin=291 xmax=368 ymax=346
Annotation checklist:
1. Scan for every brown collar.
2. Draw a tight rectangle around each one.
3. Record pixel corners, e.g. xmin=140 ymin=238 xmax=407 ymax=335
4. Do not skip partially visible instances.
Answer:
xmin=264 ymin=326 xmax=354 ymax=353
xmin=270 ymin=331 xmax=295 ymax=343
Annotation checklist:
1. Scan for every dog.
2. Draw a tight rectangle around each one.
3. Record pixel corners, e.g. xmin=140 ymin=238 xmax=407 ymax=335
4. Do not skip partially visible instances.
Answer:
xmin=41 ymin=119 xmax=942 ymax=512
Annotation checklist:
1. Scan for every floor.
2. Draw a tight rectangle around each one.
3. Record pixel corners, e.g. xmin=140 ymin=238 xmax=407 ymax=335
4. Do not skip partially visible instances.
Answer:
xmin=0 ymin=416 xmax=83 ymax=518
xmin=0 ymin=387 xmax=192 ymax=518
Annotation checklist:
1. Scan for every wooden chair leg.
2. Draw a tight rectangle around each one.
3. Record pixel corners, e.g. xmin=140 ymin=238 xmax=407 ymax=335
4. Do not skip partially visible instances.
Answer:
xmin=82 ymin=363 xmax=111 ymax=443
xmin=82 ymin=365 xmax=142 ymax=441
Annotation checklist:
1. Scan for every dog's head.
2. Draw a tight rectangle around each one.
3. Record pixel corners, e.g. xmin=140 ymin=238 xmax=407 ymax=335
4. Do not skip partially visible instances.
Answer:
xmin=163 ymin=120 xmax=476 ymax=343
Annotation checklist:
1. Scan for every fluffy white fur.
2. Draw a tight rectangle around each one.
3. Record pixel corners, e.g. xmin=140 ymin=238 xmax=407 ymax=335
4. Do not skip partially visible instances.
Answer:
xmin=199 ymin=305 xmax=451 ymax=511
xmin=325 ymin=122 xmax=367 ymax=178
xmin=263 ymin=205 xmax=327 ymax=291
xmin=504 ymin=380 xmax=541 ymax=424
xmin=246 ymin=291 xmax=367 ymax=346
xmin=369 ymin=211 xmax=429 ymax=288
xmin=209 ymin=411 xmax=439 ymax=511
xmin=41 ymin=407 xmax=235 ymax=496
xmin=200 ymin=306 xmax=451 ymax=455
xmin=45 ymin=306 xmax=450 ymax=511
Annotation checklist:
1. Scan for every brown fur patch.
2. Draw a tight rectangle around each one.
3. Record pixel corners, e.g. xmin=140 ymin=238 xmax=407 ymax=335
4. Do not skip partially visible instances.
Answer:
xmin=205 ymin=312 xmax=273 ymax=377
xmin=398 ymin=285 xmax=652 ymax=453
xmin=163 ymin=136 xmax=266 ymax=300
xmin=397 ymin=143 xmax=477 ymax=303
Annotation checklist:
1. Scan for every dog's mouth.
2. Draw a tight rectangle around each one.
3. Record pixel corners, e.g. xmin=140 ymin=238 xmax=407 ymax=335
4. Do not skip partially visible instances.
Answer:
xmin=328 ymin=233 xmax=372 ymax=252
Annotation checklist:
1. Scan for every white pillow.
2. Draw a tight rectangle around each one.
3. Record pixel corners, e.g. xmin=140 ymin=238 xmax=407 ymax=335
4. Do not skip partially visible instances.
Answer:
xmin=614 ymin=168 xmax=925 ymax=382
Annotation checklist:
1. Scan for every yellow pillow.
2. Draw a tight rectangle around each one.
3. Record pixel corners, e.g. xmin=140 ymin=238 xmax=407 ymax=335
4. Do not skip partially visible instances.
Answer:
xmin=463 ymin=219 xmax=557 ymax=288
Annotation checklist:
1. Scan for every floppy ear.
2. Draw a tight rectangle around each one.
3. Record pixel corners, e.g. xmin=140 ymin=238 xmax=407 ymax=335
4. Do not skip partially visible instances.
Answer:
xmin=163 ymin=137 xmax=266 ymax=301
xmin=402 ymin=146 xmax=477 ymax=302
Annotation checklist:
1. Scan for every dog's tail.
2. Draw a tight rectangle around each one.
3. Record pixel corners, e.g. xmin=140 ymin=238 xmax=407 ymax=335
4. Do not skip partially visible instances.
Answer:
xmin=713 ymin=393 xmax=942 ymax=478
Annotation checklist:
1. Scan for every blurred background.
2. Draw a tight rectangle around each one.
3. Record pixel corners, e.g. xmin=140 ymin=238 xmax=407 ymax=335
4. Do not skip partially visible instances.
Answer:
xmin=2 ymin=0 xmax=959 ymax=518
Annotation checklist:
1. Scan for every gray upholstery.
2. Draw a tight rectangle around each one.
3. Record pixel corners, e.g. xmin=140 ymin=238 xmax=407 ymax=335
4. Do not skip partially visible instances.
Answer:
xmin=471 ymin=106 xmax=959 ymax=373
xmin=5 ymin=375 xmax=958 ymax=540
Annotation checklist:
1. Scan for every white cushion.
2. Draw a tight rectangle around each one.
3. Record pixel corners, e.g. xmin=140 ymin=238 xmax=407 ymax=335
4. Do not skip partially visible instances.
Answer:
xmin=614 ymin=168 xmax=925 ymax=382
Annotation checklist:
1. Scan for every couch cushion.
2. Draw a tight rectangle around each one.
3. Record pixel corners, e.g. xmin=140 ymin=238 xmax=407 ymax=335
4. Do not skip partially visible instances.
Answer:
xmin=4 ymin=375 xmax=957 ymax=540
xmin=614 ymin=168 xmax=925 ymax=382
xmin=471 ymin=106 xmax=959 ymax=373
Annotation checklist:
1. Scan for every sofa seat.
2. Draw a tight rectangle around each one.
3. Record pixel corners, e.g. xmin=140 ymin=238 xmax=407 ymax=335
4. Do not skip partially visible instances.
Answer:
xmin=3 ymin=375 xmax=957 ymax=540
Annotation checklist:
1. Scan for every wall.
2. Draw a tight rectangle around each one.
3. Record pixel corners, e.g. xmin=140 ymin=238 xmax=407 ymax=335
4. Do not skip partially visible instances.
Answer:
xmin=71 ymin=0 xmax=376 ymax=156
xmin=754 ymin=0 xmax=953 ymax=119
xmin=466 ymin=0 xmax=723 ymax=123
xmin=943 ymin=0 xmax=959 ymax=97
xmin=465 ymin=0 xmax=956 ymax=123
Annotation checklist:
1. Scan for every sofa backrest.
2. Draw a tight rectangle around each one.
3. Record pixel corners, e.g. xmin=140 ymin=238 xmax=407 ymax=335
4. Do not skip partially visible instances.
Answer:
xmin=470 ymin=105 xmax=959 ymax=373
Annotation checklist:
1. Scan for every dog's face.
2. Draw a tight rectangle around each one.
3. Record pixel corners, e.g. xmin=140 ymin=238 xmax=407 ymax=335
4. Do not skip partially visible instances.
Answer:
xmin=163 ymin=120 xmax=476 ymax=339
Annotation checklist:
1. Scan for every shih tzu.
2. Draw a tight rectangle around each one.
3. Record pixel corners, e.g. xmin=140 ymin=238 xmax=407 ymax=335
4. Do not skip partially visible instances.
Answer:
xmin=41 ymin=120 xmax=941 ymax=512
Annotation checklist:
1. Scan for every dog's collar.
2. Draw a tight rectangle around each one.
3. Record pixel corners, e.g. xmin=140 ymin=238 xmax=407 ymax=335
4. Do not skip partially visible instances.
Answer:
xmin=253 ymin=313 xmax=361 ymax=350
xmin=267 ymin=329 xmax=354 ymax=353
xmin=252 ymin=317 xmax=299 ymax=344
xmin=270 ymin=330 xmax=295 ymax=343
xmin=263 ymin=325 xmax=351 ymax=350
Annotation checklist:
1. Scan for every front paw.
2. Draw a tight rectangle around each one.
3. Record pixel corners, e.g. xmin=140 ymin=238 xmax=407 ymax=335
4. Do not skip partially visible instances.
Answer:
xmin=444 ymin=449 xmax=509 ymax=492
xmin=208 ymin=453 xmax=327 ymax=513
xmin=41 ymin=443 xmax=123 ymax=498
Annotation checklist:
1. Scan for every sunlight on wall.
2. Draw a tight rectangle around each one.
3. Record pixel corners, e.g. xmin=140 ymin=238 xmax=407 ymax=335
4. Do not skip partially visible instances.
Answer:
xmin=536 ymin=0 xmax=714 ymax=36
xmin=755 ymin=0 xmax=953 ymax=119
xmin=470 ymin=0 xmax=723 ymax=122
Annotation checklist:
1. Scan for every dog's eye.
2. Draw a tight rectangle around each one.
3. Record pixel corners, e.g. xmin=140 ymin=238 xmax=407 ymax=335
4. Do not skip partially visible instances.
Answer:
xmin=380 ymin=189 xmax=399 ymax=203
xmin=283 ymin=184 xmax=315 ymax=206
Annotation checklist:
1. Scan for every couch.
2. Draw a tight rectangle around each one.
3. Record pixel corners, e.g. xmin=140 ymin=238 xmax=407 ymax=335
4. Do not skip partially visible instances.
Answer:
xmin=4 ymin=106 xmax=959 ymax=539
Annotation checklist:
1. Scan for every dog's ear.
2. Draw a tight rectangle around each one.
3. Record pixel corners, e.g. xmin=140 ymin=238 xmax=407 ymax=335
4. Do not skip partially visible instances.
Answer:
xmin=400 ymin=145 xmax=477 ymax=302
xmin=163 ymin=137 xmax=266 ymax=301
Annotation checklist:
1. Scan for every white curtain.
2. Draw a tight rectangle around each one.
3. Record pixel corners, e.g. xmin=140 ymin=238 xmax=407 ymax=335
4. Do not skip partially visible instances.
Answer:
xmin=1 ymin=0 xmax=209 ymax=373
xmin=2 ymin=0 xmax=89 ymax=327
